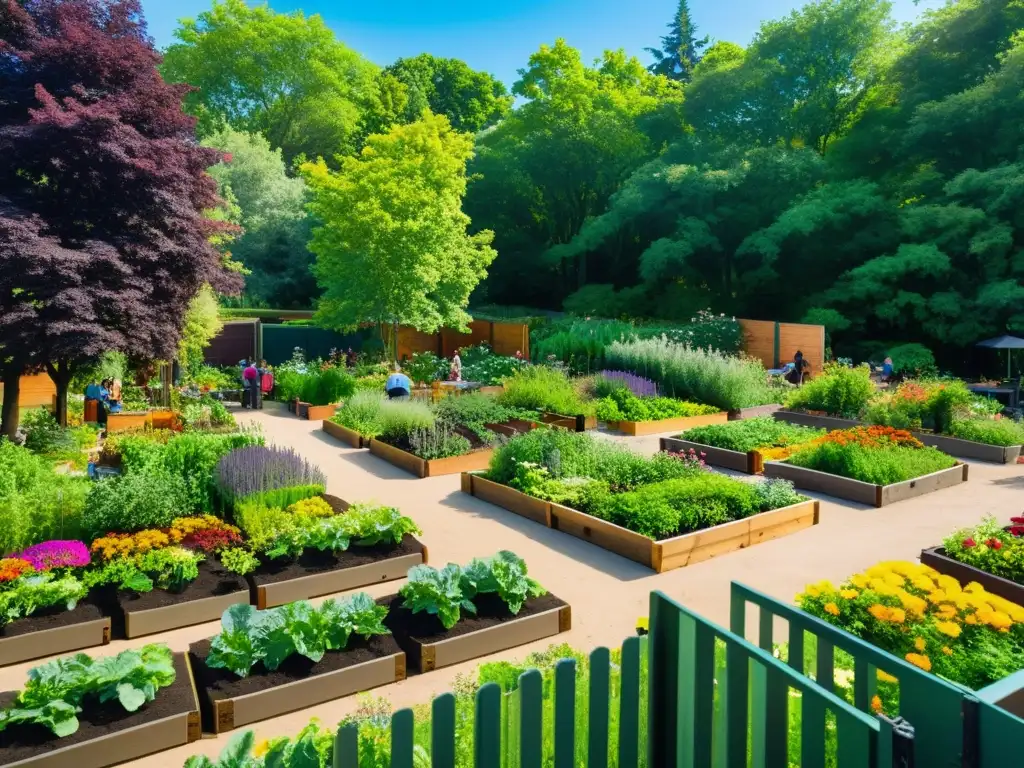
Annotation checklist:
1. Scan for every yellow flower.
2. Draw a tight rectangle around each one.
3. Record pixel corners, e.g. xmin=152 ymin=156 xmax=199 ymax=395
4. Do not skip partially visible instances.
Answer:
xmin=898 ymin=590 xmax=927 ymax=617
xmin=905 ymin=653 xmax=931 ymax=672
xmin=965 ymin=614 xmax=979 ymax=625
xmin=928 ymin=589 xmax=948 ymax=605
xmin=964 ymin=582 xmax=984 ymax=594
xmin=883 ymin=572 xmax=906 ymax=588
xmin=942 ymin=647 xmax=953 ymax=656
xmin=868 ymin=604 xmax=890 ymax=621
xmin=914 ymin=637 xmax=926 ymax=652
xmin=877 ymin=669 xmax=898 ymax=684
xmin=987 ymin=611 xmax=1012 ymax=630
xmin=840 ymin=589 xmax=859 ymax=600
xmin=888 ymin=607 xmax=906 ymax=624
xmin=253 ymin=740 xmax=269 ymax=758
xmin=824 ymin=602 xmax=840 ymax=616
xmin=851 ymin=574 xmax=869 ymax=589
xmin=870 ymin=695 xmax=883 ymax=714
xmin=805 ymin=585 xmax=820 ymax=598
xmin=935 ymin=605 xmax=957 ymax=621
xmin=936 ymin=621 xmax=961 ymax=639
xmin=936 ymin=575 xmax=961 ymax=594
xmin=911 ymin=575 xmax=936 ymax=592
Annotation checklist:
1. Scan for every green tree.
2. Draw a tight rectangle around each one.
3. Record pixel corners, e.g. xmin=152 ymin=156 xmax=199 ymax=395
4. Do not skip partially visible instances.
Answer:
xmin=161 ymin=0 xmax=378 ymax=163
xmin=384 ymin=54 xmax=513 ymax=132
xmin=202 ymin=128 xmax=316 ymax=307
xmin=178 ymin=285 xmax=223 ymax=374
xmin=645 ymin=0 xmax=708 ymax=81
xmin=302 ymin=112 xmax=496 ymax=352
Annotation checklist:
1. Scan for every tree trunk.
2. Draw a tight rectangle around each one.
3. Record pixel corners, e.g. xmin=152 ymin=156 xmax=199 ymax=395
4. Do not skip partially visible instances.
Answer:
xmin=1 ymin=364 xmax=21 ymax=440
xmin=45 ymin=359 xmax=76 ymax=428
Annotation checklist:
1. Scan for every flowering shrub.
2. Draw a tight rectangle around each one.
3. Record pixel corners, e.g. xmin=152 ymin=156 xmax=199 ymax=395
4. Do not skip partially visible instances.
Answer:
xmin=798 ymin=561 xmax=1024 ymax=690
xmin=287 ymin=497 xmax=336 ymax=520
xmin=0 ymin=558 xmax=34 ymax=583
xmin=943 ymin=517 xmax=1024 ymax=584
xmin=818 ymin=425 xmax=923 ymax=449
xmin=92 ymin=516 xmax=243 ymax=559
xmin=16 ymin=541 xmax=91 ymax=571
xmin=596 ymin=371 xmax=658 ymax=398
xmin=460 ymin=344 xmax=527 ymax=385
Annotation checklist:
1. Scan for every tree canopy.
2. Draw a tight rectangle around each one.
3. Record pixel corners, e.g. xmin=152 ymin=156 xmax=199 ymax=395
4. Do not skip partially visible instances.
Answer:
xmin=302 ymin=112 xmax=496 ymax=341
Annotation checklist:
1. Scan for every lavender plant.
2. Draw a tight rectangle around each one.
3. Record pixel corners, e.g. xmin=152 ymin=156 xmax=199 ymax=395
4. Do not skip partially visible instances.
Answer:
xmin=597 ymin=370 xmax=658 ymax=398
xmin=216 ymin=446 xmax=326 ymax=508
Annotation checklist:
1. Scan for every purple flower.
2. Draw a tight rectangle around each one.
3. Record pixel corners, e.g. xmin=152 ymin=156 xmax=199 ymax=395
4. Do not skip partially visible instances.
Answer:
xmin=599 ymin=370 xmax=658 ymax=398
xmin=17 ymin=540 xmax=91 ymax=571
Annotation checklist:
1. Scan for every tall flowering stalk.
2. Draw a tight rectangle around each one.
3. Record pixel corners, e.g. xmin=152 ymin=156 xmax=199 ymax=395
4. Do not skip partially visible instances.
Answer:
xmin=598 ymin=370 xmax=658 ymax=398
xmin=216 ymin=445 xmax=326 ymax=503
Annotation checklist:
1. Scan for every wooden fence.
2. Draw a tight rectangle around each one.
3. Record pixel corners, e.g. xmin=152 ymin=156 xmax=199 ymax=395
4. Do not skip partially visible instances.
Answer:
xmin=739 ymin=319 xmax=826 ymax=376
xmin=392 ymin=320 xmax=529 ymax=361
xmin=0 ymin=372 xmax=56 ymax=411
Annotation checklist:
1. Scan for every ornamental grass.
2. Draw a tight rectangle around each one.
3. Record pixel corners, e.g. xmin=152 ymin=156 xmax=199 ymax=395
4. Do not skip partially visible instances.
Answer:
xmin=798 ymin=561 xmax=1024 ymax=691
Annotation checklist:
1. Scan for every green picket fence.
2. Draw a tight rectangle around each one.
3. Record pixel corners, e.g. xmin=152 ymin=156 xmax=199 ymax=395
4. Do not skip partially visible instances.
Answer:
xmin=326 ymin=589 xmax=892 ymax=767
xmin=731 ymin=581 xmax=970 ymax=768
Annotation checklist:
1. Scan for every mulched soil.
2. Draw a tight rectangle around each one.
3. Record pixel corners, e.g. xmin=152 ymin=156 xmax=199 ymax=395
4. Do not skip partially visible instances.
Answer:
xmin=383 ymin=592 xmax=567 ymax=671
xmin=247 ymin=534 xmax=425 ymax=588
xmin=0 ymin=653 xmax=195 ymax=765
xmin=117 ymin=560 xmax=247 ymax=613
xmin=0 ymin=599 xmax=106 ymax=640
xmin=189 ymin=634 xmax=402 ymax=732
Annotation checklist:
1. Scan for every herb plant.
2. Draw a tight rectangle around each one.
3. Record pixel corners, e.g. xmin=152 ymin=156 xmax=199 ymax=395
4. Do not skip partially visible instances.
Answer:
xmin=331 ymin=391 xmax=386 ymax=437
xmin=82 ymin=467 xmax=191 ymax=539
xmin=498 ymin=366 xmax=593 ymax=417
xmin=206 ymin=595 xmax=390 ymax=678
xmin=0 ymin=643 xmax=175 ymax=737
xmin=680 ymin=417 xmax=825 ymax=453
xmin=216 ymin=445 xmax=326 ymax=507
xmin=408 ymin=424 xmax=473 ymax=459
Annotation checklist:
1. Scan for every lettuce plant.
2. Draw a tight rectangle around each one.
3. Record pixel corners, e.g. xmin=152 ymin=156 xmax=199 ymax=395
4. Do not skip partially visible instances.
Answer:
xmin=207 ymin=594 xmax=390 ymax=678
xmin=399 ymin=564 xmax=475 ymax=630
xmin=0 ymin=643 xmax=175 ymax=737
xmin=262 ymin=504 xmax=421 ymax=560
xmin=461 ymin=551 xmax=547 ymax=614
xmin=0 ymin=573 xmax=87 ymax=625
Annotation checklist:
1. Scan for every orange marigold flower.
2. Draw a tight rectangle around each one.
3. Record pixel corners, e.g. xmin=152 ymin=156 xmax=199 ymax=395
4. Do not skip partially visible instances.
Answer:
xmin=936 ymin=621 xmax=961 ymax=639
xmin=905 ymin=653 xmax=931 ymax=672
xmin=868 ymin=604 xmax=890 ymax=622
xmin=914 ymin=637 xmax=926 ymax=652
xmin=965 ymin=614 xmax=979 ymax=625
xmin=824 ymin=602 xmax=840 ymax=616
xmin=870 ymin=695 xmax=883 ymax=714
xmin=987 ymin=611 xmax=1012 ymax=630
xmin=0 ymin=558 xmax=34 ymax=583
xmin=888 ymin=607 xmax=906 ymax=624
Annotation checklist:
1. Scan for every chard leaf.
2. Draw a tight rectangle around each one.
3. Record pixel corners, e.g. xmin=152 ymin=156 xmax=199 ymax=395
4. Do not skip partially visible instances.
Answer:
xmin=116 ymin=682 xmax=147 ymax=712
xmin=207 ymin=630 xmax=256 ymax=678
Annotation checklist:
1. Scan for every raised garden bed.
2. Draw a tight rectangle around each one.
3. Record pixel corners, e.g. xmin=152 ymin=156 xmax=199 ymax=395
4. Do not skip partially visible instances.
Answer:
xmin=728 ymin=404 xmax=783 ymax=421
xmin=763 ymin=460 xmax=968 ymax=507
xmin=919 ymin=546 xmax=1024 ymax=607
xmin=774 ymin=411 xmax=1021 ymax=464
xmin=248 ymin=535 xmax=428 ymax=609
xmin=105 ymin=409 xmax=176 ymax=433
xmin=0 ymin=602 xmax=110 ymax=667
xmin=606 ymin=411 xmax=728 ymax=437
xmin=659 ymin=436 xmax=763 ymax=474
xmin=0 ymin=652 xmax=200 ymax=768
xmin=114 ymin=561 xmax=250 ymax=639
xmin=539 ymin=412 xmax=596 ymax=432
xmin=383 ymin=592 xmax=570 ymax=673
xmin=303 ymin=404 xmax=338 ymax=421
xmin=322 ymin=419 xmax=366 ymax=448
xmin=190 ymin=635 xmax=405 ymax=734
xmin=461 ymin=473 xmax=818 ymax=572
xmin=295 ymin=401 xmax=310 ymax=419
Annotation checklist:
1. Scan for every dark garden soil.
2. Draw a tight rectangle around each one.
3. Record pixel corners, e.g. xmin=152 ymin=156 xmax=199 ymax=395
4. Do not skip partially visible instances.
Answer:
xmin=0 ymin=599 xmax=106 ymax=640
xmin=189 ymin=634 xmax=402 ymax=732
xmin=382 ymin=592 xmax=567 ymax=645
xmin=0 ymin=653 xmax=195 ymax=765
xmin=117 ymin=560 xmax=248 ymax=613
xmin=247 ymin=534 xmax=425 ymax=588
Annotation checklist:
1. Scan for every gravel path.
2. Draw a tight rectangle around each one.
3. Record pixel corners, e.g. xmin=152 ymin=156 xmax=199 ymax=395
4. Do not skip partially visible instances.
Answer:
xmin=5 ymin=402 xmax=1018 ymax=766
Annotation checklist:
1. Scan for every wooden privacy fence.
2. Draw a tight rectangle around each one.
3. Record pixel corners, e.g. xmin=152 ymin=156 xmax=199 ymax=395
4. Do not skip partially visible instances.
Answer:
xmin=0 ymin=372 xmax=57 ymax=411
xmin=392 ymin=320 xmax=530 ymax=361
xmin=324 ymin=589 xmax=897 ymax=767
xmin=739 ymin=319 xmax=826 ymax=377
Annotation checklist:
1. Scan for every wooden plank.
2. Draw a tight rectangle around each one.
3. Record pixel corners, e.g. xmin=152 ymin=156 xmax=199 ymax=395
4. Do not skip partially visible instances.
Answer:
xmin=778 ymin=322 xmax=825 ymax=379
xmin=607 ymin=411 xmax=728 ymax=437
xmin=464 ymin=473 xmax=551 ymax=526
xmin=772 ymin=411 xmax=861 ymax=430
xmin=213 ymin=652 xmax=404 ymax=733
xmin=124 ymin=589 xmax=249 ymax=639
xmin=879 ymin=462 xmax=968 ymax=505
xmin=659 ymin=437 xmax=756 ymax=474
xmin=548 ymin=502 xmax=654 ymax=568
xmin=254 ymin=548 xmax=425 ymax=609
xmin=0 ymin=617 xmax=110 ymax=667
xmin=425 ymin=448 xmax=494 ymax=478
xmin=322 ymin=419 xmax=366 ymax=448
xmin=368 ymin=439 xmax=428 ymax=477
xmin=106 ymin=412 xmax=151 ymax=433
xmin=727 ymin=404 xmax=783 ymax=421
xmin=915 ymin=433 xmax=1020 ymax=463
xmin=416 ymin=604 xmax=570 ymax=672
xmin=763 ymin=461 xmax=881 ymax=506
xmin=305 ymin=404 xmax=338 ymax=421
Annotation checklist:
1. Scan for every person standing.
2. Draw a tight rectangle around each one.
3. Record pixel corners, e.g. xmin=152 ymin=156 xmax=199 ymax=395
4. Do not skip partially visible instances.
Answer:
xmin=881 ymin=356 xmax=894 ymax=382
xmin=450 ymin=348 xmax=462 ymax=382
xmin=242 ymin=361 xmax=259 ymax=409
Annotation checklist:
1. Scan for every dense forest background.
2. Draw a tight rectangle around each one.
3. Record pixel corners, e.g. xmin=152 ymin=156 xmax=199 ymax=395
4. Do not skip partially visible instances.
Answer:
xmin=161 ymin=0 xmax=1024 ymax=365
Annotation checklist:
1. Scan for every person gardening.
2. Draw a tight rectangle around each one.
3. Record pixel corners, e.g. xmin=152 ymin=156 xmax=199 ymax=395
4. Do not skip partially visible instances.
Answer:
xmin=385 ymin=364 xmax=412 ymax=399
xmin=243 ymin=361 xmax=260 ymax=408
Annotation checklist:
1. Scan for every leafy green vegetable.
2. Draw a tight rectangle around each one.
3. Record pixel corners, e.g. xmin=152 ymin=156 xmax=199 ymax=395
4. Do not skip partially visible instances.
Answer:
xmin=680 ymin=417 xmax=824 ymax=452
xmin=0 ymin=573 xmax=87 ymax=626
xmin=461 ymin=551 xmax=546 ymax=614
xmin=260 ymin=503 xmax=421 ymax=560
xmin=399 ymin=564 xmax=475 ymax=630
xmin=206 ymin=594 xmax=390 ymax=678
xmin=0 ymin=644 xmax=175 ymax=737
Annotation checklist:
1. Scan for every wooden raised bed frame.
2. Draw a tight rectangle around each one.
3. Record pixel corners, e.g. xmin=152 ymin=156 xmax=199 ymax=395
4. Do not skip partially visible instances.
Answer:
xmin=252 ymin=541 xmax=428 ymax=609
xmin=123 ymin=590 xmax=250 ymax=639
xmin=303 ymin=404 xmax=338 ymax=421
xmin=409 ymin=602 xmax=571 ymax=673
xmin=105 ymin=409 xmax=176 ymax=433
xmin=0 ymin=653 xmax=201 ymax=768
xmin=773 ymin=411 xmax=1022 ymax=464
xmin=461 ymin=473 xmax=819 ymax=572
xmin=607 ymin=411 xmax=728 ymax=437
xmin=920 ymin=546 xmax=1024 ymax=607
xmin=763 ymin=461 xmax=968 ymax=507
xmin=0 ymin=617 xmax=111 ymax=667
xmin=369 ymin=439 xmax=493 ymax=478
xmin=322 ymin=419 xmax=366 ymax=448
xmin=540 ymin=412 xmax=596 ymax=432
xmin=660 ymin=436 xmax=763 ymax=474
xmin=210 ymin=651 xmax=406 ymax=734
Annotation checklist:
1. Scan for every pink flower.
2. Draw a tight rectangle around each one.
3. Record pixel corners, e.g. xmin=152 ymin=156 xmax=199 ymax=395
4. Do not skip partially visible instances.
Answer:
xmin=988 ymin=538 xmax=1003 ymax=550
xmin=963 ymin=538 xmax=976 ymax=548
xmin=16 ymin=540 xmax=91 ymax=571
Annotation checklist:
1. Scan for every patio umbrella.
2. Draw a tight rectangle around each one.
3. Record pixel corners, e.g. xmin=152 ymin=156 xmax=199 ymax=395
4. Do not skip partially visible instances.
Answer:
xmin=976 ymin=335 xmax=1024 ymax=378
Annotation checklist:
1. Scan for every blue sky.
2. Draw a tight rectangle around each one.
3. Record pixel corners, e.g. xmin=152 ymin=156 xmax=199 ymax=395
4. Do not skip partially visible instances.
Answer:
xmin=141 ymin=0 xmax=938 ymax=87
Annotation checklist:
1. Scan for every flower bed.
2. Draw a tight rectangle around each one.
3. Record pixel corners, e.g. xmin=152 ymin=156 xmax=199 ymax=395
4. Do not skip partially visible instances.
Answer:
xmin=798 ymin=561 xmax=1024 ymax=699
xmin=383 ymin=552 xmax=569 ymax=673
xmin=662 ymin=417 xmax=825 ymax=473
xmin=0 ymin=645 xmax=199 ymax=767
xmin=498 ymin=367 xmax=596 ymax=431
xmin=190 ymin=596 xmax=404 ymax=733
xmin=920 ymin=518 xmax=1024 ymax=607
xmin=462 ymin=429 xmax=818 ymax=571
xmin=595 ymin=387 xmax=727 ymax=436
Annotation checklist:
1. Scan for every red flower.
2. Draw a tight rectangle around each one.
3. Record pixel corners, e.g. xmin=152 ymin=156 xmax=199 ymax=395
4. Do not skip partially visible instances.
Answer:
xmin=988 ymin=538 xmax=1003 ymax=550
xmin=963 ymin=538 xmax=976 ymax=548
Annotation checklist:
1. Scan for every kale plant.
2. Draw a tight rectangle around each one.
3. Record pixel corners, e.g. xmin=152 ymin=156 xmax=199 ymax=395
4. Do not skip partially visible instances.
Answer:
xmin=460 ymin=551 xmax=546 ymax=614
xmin=399 ymin=564 xmax=475 ymax=630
